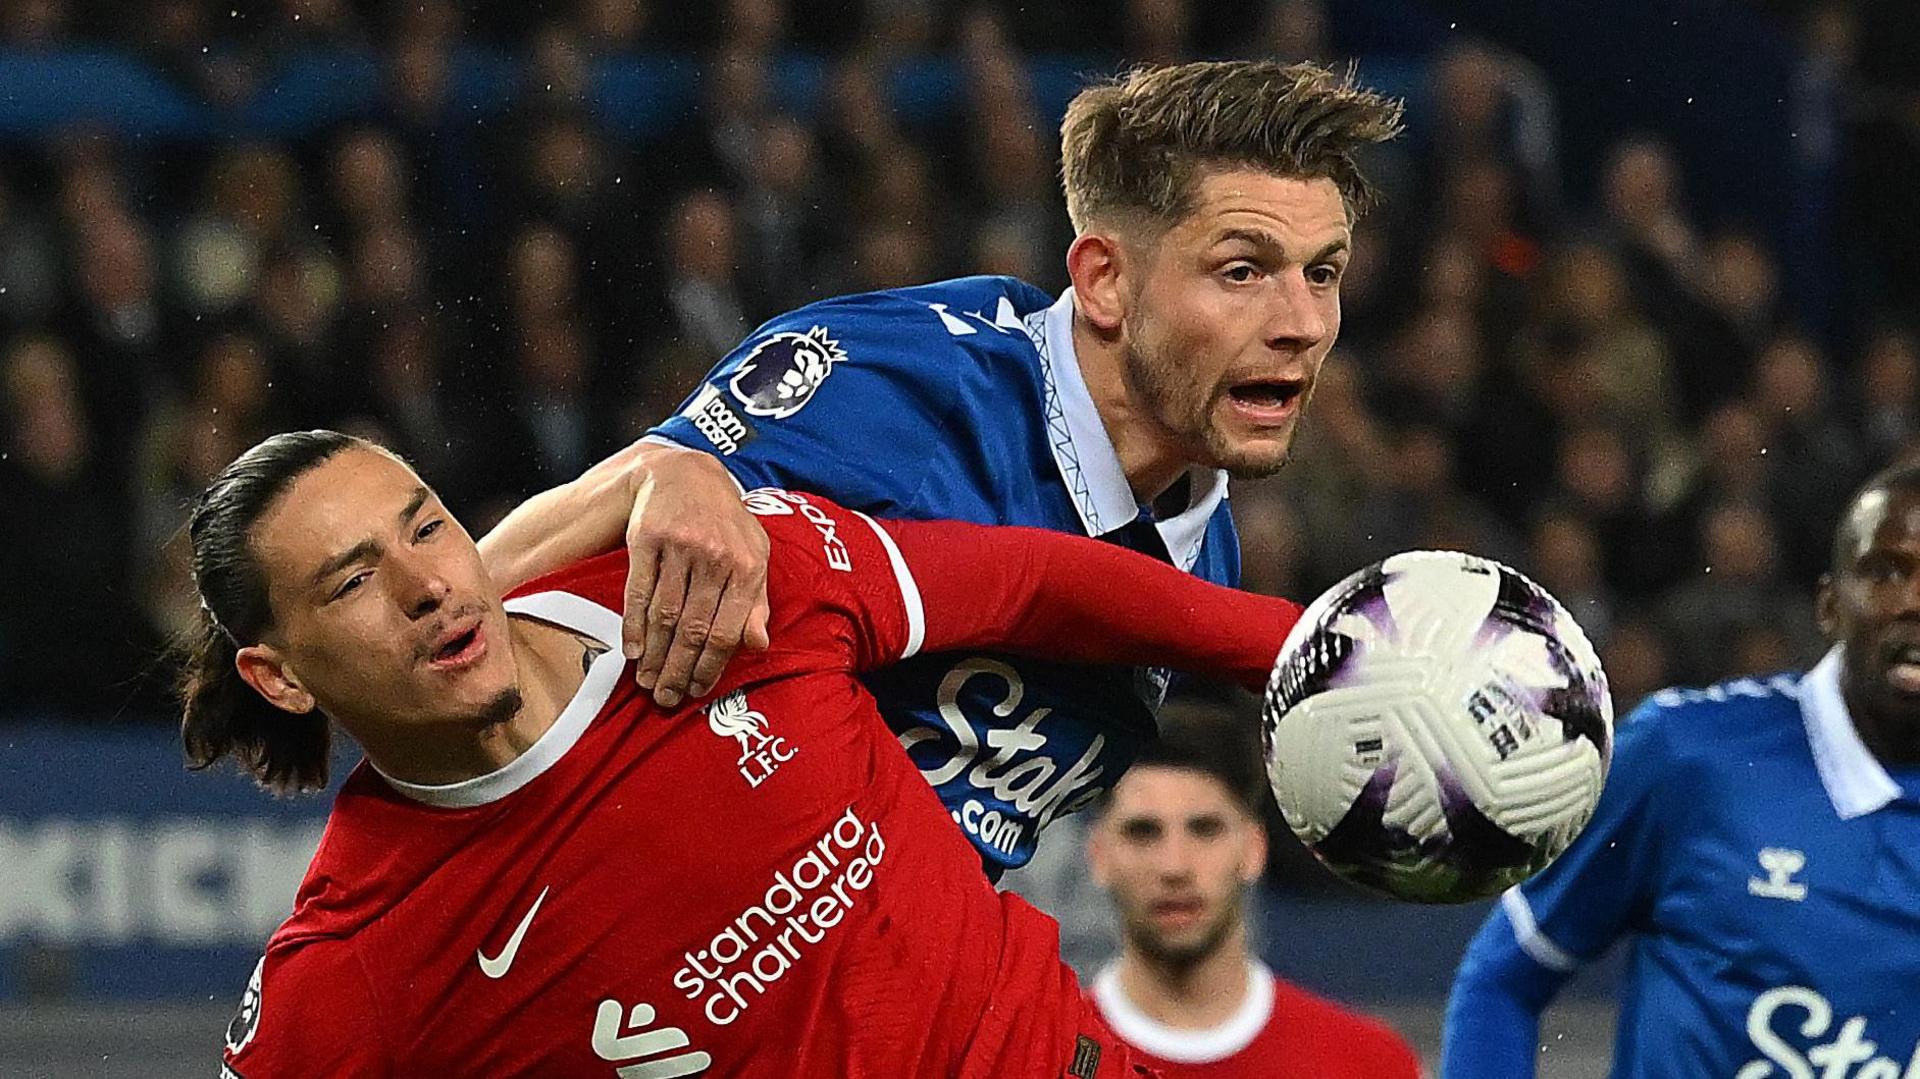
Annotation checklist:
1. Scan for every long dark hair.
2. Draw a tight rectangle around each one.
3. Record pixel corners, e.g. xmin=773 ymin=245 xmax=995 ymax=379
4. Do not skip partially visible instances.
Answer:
xmin=179 ymin=430 xmax=365 ymax=794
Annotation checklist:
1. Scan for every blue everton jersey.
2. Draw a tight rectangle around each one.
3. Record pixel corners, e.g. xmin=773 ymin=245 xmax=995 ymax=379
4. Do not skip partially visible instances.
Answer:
xmin=651 ymin=275 xmax=1240 ymax=876
xmin=1445 ymin=649 xmax=1920 ymax=1077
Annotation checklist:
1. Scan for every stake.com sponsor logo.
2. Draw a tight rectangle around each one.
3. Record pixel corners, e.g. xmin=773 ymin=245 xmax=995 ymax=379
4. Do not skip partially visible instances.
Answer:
xmin=671 ymin=807 xmax=886 ymax=1026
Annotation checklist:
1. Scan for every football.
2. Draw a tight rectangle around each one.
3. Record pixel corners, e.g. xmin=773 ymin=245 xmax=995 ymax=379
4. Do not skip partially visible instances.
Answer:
xmin=1263 ymin=550 xmax=1613 ymax=904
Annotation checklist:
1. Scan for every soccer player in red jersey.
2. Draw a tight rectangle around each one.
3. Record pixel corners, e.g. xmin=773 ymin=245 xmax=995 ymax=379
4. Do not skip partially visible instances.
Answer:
xmin=1086 ymin=718 xmax=1423 ymax=1079
xmin=179 ymin=431 xmax=1303 ymax=1079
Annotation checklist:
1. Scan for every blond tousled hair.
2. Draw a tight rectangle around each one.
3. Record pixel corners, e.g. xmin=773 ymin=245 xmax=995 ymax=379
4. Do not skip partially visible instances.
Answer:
xmin=1060 ymin=60 xmax=1404 ymax=233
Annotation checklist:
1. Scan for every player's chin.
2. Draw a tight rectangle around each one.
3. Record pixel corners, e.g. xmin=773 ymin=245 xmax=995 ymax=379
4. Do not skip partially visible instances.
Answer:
xmin=1142 ymin=925 xmax=1219 ymax=965
xmin=446 ymin=682 xmax=525 ymax=731
xmin=1208 ymin=427 xmax=1295 ymax=480
xmin=1210 ymin=403 xmax=1296 ymax=464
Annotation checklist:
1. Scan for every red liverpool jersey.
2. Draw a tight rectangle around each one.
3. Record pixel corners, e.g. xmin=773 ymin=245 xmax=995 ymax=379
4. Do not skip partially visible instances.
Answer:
xmin=1089 ymin=962 xmax=1423 ymax=1079
xmin=220 ymin=490 xmax=1299 ymax=1078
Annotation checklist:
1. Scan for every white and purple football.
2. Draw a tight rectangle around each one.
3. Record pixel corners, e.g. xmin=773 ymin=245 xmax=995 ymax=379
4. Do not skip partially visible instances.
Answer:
xmin=1263 ymin=551 xmax=1613 ymax=904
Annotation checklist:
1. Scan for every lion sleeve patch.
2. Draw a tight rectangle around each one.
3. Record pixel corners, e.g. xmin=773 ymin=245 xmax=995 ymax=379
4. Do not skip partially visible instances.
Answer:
xmin=728 ymin=326 xmax=846 ymax=419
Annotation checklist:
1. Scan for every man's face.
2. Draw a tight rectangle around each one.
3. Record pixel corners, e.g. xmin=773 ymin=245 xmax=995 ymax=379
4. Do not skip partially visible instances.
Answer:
xmin=1820 ymin=485 xmax=1920 ymax=759
xmin=1120 ymin=169 xmax=1349 ymax=479
xmin=245 ymin=448 xmax=519 ymax=733
xmin=1089 ymin=766 xmax=1267 ymax=967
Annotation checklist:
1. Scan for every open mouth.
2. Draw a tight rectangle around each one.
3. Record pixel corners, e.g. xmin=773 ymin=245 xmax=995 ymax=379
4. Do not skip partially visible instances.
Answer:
xmin=1885 ymin=642 xmax=1920 ymax=693
xmin=427 ymin=622 xmax=485 ymax=669
xmin=1227 ymin=378 xmax=1305 ymax=420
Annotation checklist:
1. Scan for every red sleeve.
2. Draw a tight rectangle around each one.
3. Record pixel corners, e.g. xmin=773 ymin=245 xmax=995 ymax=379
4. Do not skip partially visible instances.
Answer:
xmin=876 ymin=516 xmax=1303 ymax=690
xmin=746 ymin=489 xmax=1302 ymax=690
xmin=223 ymin=942 xmax=389 ymax=1078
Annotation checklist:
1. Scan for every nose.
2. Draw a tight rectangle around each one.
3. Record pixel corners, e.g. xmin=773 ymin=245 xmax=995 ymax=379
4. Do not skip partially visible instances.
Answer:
xmin=1267 ymin=271 xmax=1331 ymax=353
xmin=1155 ymin=835 xmax=1200 ymax=883
xmin=393 ymin=551 xmax=452 ymax=621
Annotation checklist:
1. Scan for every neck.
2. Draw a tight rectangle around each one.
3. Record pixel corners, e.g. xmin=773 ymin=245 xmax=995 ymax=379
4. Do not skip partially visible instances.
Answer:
xmin=358 ymin=615 xmax=590 ymax=786
xmin=1844 ymin=688 xmax=1920 ymax=768
xmin=1115 ymin=922 xmax=1253 ymax=1030
xmin=1070 ymin=306 xmax=1192 ymax=504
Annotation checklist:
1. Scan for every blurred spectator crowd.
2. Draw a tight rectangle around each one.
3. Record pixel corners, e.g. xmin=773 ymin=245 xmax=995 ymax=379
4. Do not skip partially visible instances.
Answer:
xmin=2 ymin=0 xmax=1918 ymax=734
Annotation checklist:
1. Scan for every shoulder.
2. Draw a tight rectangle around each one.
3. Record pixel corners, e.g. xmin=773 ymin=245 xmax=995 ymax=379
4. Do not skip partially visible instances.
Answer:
xmin=758 ymin=276 xmax=1054 ymax=376
xmin=798 ymin=275 xmax=1054 ymax=321
xmin=1640 ymin=670 xmax=1807 ymax=714
xmin=267 ymin=769 xmax=402 ymax=947
xmin=1627 ymin=671 xmax=1807 ymax=751
xmin=505 ymin=549 xmax=630 ymax=617
xmin=1266 ymin=977 xmax=1414 ymax=1055
xmin=1584 ymin=672 xmax=1809 ymax=801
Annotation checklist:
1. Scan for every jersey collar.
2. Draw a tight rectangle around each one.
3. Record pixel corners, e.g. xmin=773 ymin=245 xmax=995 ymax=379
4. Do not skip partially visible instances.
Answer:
xmin=1025 ymin=289 xmax=1228 ymax=571
xmin=374 ymin=591 xmax=625 ymax=809
xmin=1091 ymin=959 xmax=1274 ymax=1063
xmin=1799 ymin=646 xmax=1902 ymax=820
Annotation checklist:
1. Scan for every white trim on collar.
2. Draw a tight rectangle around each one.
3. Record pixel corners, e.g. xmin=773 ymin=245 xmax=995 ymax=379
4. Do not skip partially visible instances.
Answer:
xmin=1091 ymin=959 xmax=1274 ymax=1064
xmin=1023 ymin=290 xmax=1228 ymax=571
xmin=375 ymin=591 xmax=625 ymax=809
xmin=1799 ymin=647 xmax=1901 ymax=821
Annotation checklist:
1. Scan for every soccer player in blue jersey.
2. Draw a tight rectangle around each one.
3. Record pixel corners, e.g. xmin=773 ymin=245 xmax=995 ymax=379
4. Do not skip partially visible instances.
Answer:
xmin=1442 ymin=463 xmax=1920 ymax=1077
xmin=480 ymin=60 xmax=1403 ymax=877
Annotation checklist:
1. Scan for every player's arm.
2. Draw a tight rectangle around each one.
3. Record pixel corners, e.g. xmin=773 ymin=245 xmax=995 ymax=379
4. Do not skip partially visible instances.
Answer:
xmin=789 ymin=506 xmax=1303 ymax=688
xmin=221 ymin=943 xmax=390 ymax=1078
xmin=484 ymin=303 xmax=968 ymax=707
xmin=1440 ymin=698 xmax=1675 ymax=1078
xmin=478 ymin=436 xmax=770 ymax=707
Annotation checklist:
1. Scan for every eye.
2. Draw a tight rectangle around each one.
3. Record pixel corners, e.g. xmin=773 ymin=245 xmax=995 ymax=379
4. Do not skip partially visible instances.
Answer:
xmin=332 ymin=571 xmax=371 ymax=601
xmin=1307 ymin=262 xmax=1344 ymax=287
xmin=1869 ymin=561 xmax=1910 ymax=584
xmin=1189 ymin=817 xmax=1228 ymax=839
xmin=1222 ymin=262 xmax=1262 ymax=284
xmin=1120 ymin=819 xmax=1163 ymax=843
xmin=415 ymin=519 xmax=444 ymax=542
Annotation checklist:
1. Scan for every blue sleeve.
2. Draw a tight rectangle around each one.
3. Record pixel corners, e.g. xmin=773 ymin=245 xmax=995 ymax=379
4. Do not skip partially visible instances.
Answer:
xmin=1441 ymin=697 xmax=1677 ymax=1078
xmin=648 ymin=295 xmax=969 ymax=516
xmin=1441 ymin=902 xmax=1568 ymax=1078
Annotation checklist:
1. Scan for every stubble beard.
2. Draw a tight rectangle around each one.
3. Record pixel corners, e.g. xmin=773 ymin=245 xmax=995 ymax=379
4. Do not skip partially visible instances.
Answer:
xmin=473 ymin=685 xmax=525 ymax=733
xmin=1121 ymin=323 xmax=1300 ymax=484
xmin=1125 ymin=900 xmax=1240 ymax=973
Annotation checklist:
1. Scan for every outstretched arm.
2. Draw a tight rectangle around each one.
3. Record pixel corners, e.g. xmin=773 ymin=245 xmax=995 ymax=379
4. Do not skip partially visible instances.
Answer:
xmin=762 ymin=498 xmax=1302 ymax=689
xmin=892 ymin=516 xmax=1299 ymax=689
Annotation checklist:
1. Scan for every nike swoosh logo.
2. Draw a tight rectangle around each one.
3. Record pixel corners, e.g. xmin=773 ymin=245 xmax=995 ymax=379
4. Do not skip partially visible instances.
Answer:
xmin=477 ymin=886 xmax=549 ymax=979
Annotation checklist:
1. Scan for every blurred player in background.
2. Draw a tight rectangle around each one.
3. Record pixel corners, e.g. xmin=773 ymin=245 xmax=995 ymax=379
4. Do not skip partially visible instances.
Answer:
xmin=480 ymin=59 xmax=1403 ymax=878
xmin=1086 ymin=716 xmax=1421 ymax=1078
xmin=1443 ymin=463 xmax=1920 ymax=1077
xmin=181 ymin=430 xmax=1307 ymax=1077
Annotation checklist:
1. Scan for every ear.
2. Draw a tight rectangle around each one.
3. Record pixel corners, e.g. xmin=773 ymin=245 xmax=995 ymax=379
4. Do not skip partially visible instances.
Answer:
xmin=1815 ymin=574 xmax=1839 ymax=640
xmin=1065 ymin=230 xmax=1130 ymax=334
xmin=1239 ymin=819 xmax=1268 ymax=884
xmin=235 ymin=643 xmax=318 ymax=716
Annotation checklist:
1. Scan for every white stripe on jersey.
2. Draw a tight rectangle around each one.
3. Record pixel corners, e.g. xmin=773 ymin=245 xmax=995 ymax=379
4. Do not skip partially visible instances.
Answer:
xmin=1502 ymin=887 xmax=1579 ymax=973
xmin=852 ymin=511 xmax=924 ymax=660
